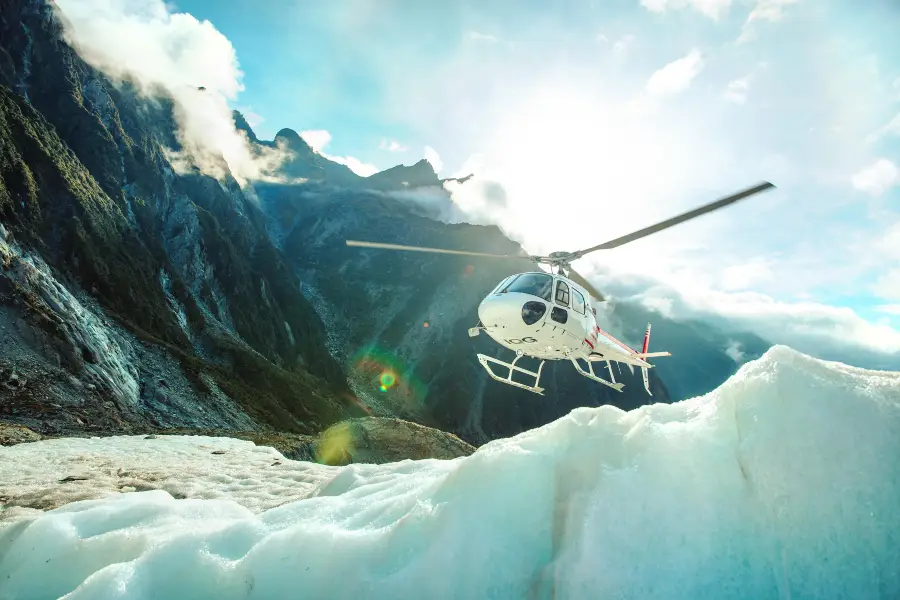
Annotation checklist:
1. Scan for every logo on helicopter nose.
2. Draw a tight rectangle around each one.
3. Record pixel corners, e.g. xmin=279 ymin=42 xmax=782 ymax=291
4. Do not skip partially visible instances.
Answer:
xmin=504 ymin=337 xmax=538 ymax=345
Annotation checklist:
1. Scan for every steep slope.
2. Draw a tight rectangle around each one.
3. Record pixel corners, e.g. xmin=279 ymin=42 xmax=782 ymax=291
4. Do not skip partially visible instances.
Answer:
xmin=0 ymin=0 xmax=361 ymax=436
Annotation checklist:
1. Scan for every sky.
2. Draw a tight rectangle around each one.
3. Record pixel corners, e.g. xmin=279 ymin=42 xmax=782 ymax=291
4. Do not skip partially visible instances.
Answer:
xmin=52 ymin=0 xmax=900 ymax=363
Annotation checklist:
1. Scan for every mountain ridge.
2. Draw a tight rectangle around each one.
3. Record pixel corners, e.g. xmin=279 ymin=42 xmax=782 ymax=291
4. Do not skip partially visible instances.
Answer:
xmin=232 ymin=110 xmax=470 ymax=191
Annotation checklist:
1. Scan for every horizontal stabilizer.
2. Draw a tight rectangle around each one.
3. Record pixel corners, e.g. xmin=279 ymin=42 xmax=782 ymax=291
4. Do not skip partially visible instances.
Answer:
xmin=633 ymin=351 xmax=671 ymax=359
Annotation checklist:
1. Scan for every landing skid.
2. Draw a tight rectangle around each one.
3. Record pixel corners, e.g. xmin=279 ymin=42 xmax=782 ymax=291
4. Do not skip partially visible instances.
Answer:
xmin=477 ymin=353 xmax=546 ymax=395
xmin=570 ymin=356 xmax=625 ymax=392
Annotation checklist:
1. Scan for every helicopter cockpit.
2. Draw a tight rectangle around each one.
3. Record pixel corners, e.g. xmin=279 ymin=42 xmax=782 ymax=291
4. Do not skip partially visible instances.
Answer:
xmin=493 ymin=272 xmax=553 ymax=302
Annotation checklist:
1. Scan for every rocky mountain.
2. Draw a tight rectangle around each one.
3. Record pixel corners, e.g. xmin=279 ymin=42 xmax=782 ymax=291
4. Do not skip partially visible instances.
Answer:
xmin=0 ymin=0 xmax=772 ymax=451
xmin=0 ymin=0 xmax=360 ymax=438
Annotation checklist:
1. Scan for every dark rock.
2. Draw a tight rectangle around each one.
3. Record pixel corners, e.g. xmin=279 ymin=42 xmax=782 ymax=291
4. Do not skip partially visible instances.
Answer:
xmin=0 ymin=421 xmax=41 ymax=445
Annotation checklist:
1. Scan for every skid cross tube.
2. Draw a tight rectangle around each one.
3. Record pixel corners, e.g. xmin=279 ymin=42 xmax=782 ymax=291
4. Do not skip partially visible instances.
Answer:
xmin=477 ymin=353 xmax=547 ymax=395
xmin=570 ymin=356 xmax=625 ymax=392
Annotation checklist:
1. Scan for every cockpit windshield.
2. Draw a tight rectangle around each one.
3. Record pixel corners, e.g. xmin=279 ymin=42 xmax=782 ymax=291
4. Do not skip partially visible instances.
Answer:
xmin=499 ymin=273 xmax=553 ymax=302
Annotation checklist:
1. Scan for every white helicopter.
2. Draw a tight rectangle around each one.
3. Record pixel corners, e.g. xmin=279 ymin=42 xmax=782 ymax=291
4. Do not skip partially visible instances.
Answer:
xmin=346 ymin=181 xmax=775 ymax=396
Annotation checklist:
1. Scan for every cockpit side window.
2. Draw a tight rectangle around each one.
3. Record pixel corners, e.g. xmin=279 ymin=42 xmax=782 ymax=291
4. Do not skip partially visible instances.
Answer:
xmin=572 ymin=288 xmax=585 ymax=314
xmin=555 ymin=280 xmax=570 ymax=307
xmin=501 ymin=273 xmax=553 ymax=301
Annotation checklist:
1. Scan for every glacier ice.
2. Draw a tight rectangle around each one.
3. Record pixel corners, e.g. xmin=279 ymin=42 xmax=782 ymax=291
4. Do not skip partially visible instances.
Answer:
xmin=0 ymin=345 xmax=899 ymax=599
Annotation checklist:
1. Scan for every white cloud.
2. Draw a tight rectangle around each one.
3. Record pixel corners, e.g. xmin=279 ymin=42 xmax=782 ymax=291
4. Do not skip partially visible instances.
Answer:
xmin=884 ymin=113 xmax=900 ymax=136
xmin=329 ymin=156 xmax=379 ymax=177
xmin=877 ymin=223 xmax=900 ymax=260
xmin=865 ymin=113 xmax=900 ymax=143
xmin=876 ymin=304 xmax=900 ymax=316
xmin=721 ymin=259 xmax=774 ymax=291
xmin=597 ymin=33 xmax=634 ymax=56
xmin=872 ymin=269 xmax=900 ymax=302
xmin=612 ymin=34 xmax=635 ymax=56
xmin=464 ymin=31 xmax=498 ymax=43
xmin=424 ymin=146 xmax=443 ymax=173
xmin=723 ymin=75 xmax=751 ymax=104
xmin=380 ymin=138 xmax=408 ymax=152
xmin=299 ymin=130 xmax=379 ymax=176
xmin=724 ymin=340 xmax=745 ymax=362
xmin=738 ymin=0 xmax=801 ymax=43
xmin=632 ymin=284 xmax=900 ymax=355
xmin=852 ymin=159 xmax=899 ymax=197
xmin=639 ymin=0 xmax=732 ymax=19
xmin=300 ymin=129 xmax=332 ymax=153
xmin=746 ymin=0 xmax=800 ymax=23
xmin=644 ymin=49 xmax=705 ymax=97
xmin=53 ymin=0 xmax=288 ymax=186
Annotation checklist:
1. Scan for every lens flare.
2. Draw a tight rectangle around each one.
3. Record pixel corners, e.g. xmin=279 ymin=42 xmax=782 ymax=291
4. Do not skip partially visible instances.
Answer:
xmin=350 ymin=347 xmax=427 ymax=412
xmin=316 ymin=421 xmax=354 ymax=465
xmin=379 ymin=371 xmax=396 ymax=391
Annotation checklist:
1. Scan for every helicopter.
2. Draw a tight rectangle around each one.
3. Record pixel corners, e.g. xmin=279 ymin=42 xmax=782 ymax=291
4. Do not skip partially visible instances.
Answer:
xmin=346 ymin=181 xmax=776 ymax=396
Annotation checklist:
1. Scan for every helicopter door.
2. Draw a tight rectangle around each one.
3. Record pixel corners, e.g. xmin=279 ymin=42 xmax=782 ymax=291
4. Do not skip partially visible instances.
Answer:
xmin=546 ymin=278 xmax=583 ymax=350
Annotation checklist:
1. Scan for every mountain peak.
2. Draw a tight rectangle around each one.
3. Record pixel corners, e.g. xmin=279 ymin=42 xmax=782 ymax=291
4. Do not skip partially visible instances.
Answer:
xmin=231 ymin=110 xmax=258 ymax=144
xmin=274 ymin=128 xmax=313 ymax=154
xmin=362 ymin=158 xmax=440 ymax=190
xmin=413 ymin=158 xmax=437 ymax=174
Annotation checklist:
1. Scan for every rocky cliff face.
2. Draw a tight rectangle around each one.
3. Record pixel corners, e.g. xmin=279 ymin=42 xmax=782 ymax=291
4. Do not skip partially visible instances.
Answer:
xmin=0 ymin=0 xmax=360 ymax=438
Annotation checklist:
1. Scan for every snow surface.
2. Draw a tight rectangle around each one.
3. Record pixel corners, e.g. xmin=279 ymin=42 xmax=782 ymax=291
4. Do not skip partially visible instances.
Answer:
xmin=1 ymin=345 xmax=899 ymax=599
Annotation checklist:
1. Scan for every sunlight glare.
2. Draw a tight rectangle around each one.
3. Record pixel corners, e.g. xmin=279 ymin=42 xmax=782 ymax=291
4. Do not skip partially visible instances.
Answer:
xmin=447 ymin=80 xmax=727 ymax=289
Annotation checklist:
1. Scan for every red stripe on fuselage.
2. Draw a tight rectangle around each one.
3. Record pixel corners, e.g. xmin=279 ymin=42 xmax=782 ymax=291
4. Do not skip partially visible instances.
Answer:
xmin=584 ymin=338 xmax=595 ymax=349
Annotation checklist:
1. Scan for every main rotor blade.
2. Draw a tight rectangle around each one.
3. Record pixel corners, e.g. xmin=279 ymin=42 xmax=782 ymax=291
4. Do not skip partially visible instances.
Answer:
xmin=346 ymin=239 xmax=530 ymax=261
xmin=568 ymin=266 xmax=606 ymax=302
xmin=574 ymin=181 xmax=775 ymax=256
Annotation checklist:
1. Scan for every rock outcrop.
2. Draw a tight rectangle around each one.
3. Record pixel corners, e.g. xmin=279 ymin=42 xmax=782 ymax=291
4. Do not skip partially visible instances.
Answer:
xmin=315 ymin=417 xmax=476 ymax=465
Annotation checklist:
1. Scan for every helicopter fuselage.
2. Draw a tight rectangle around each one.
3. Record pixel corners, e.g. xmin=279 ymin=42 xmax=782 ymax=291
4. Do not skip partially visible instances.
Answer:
xmin=476 ymin=271 xmax=648 ymax=367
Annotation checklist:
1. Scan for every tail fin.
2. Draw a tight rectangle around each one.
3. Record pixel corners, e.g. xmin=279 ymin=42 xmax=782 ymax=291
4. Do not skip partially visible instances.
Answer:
xmin=641 ymin=323 xmax=652 ymax=396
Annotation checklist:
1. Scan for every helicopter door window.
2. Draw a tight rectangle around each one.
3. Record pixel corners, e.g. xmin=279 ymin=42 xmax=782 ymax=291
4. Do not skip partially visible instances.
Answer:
xmin=555 ymin=280 xmax=570 ymax=307
xmin=572 ymin=288 xmax=585 ymax=315
xmin=501 ymin=273 xmax=553 ymax=301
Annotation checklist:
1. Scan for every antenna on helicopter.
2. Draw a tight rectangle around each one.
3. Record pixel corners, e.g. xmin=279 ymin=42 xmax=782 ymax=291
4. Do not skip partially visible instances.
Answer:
xmin=346 ymin=181 xmax=775 ymax=302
